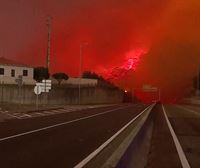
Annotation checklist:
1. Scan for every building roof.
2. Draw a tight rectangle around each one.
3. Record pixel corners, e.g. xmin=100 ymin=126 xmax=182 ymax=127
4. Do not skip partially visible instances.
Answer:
xmin=0 ymin=57 xmax=33 ymax=68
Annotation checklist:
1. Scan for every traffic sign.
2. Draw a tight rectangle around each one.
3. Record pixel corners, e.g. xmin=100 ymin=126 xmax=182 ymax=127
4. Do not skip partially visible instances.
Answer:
xmin=35 ymin=80 xmax=52 ymax=93
xmin=34 ymin=85 xmax=42 ymax=95
xmin=143 ymin=84 xmax=158 ymax=92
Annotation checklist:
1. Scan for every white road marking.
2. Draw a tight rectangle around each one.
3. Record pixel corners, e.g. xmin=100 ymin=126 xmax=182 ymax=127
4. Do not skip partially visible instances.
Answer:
xmin=0 ymin=111 xmax=21 ymax=119
xmin=162 ymin=105 xmax=191 ymax=168
xmin=34 ymin=112 xmax=46 ymax=116
xmin=0 ymin=105 xmax=133 ymax=142
xmin=175 ymin=105 xmax=200 ymax=116
xmin=74 ymin=104 xmax=155 ymax=168
xmin=43 ymin=111 xmax=54 ymax=115
xmin=50 ymin=110 xmax=63 ymax=113
xmin=56 ymin=109 xmax=68 ymax=112
xmin=23 ymin=114 xmax=32 ymax=117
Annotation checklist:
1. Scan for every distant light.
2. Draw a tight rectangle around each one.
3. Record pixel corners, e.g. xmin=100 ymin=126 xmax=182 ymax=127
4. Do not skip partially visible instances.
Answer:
xmin=125 ymin=90 xmax=128 ymax=93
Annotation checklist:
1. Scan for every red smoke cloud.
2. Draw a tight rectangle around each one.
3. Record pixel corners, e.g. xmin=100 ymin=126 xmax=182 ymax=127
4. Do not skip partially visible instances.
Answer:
xmin=101 ymin=49 xmax=147 ymax=80
xmin=1 ymin=0 xmax=200 ymax=102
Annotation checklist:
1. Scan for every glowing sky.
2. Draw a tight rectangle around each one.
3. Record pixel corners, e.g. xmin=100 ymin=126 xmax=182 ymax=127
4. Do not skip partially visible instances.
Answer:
xmin=1 ymin=0 xmax=200 ymax=101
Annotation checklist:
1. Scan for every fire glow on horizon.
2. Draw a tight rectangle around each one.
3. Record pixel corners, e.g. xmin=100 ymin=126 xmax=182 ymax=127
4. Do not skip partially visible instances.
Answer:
xmin=104 ymin=49 xmax=147 ymax=80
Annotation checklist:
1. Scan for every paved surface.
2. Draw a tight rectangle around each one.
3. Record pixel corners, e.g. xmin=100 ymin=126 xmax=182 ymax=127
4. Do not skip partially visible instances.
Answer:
xmin=0 ymin=104 xmax=118 ymax=121
xmin=0 ymin=104 xmax=147 ymax=168
xmin=165 ymin=104 xmax=200 ymax=168
xmin=146 ymin=104 xmax=182 ymax=168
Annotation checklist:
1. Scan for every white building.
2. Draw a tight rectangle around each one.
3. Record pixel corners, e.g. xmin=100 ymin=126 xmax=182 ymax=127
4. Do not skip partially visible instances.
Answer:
xmin=0 ymin=57 xmax=35 ymax=85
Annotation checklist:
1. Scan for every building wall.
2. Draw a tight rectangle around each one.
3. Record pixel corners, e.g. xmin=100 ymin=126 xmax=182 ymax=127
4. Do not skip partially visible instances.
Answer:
xmin=0 ymin=84 xmax=123 ymax=105
xmin=0 ymin=65 xmax=35 ymax=85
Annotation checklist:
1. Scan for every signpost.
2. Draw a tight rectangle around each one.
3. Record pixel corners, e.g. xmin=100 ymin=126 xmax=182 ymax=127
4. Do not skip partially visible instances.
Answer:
xmin=34 ymin=80 xmax=52 ymax=109
xmin=15 ymin=75 xmax=23 ymax=104
xmin=34 ymin=85 xmax=42 ymax=109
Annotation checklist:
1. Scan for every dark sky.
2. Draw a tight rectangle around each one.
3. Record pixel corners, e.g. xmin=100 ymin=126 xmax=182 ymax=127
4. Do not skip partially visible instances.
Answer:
xmin=1 ymin=0 xmax=200 ymax=101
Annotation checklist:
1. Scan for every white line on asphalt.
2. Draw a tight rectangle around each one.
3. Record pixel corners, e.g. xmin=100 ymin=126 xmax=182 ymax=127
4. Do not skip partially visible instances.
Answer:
xmin=175 ymin=105 xmax=200 ymax=116
xmin=51 ymin=110 xmax=63 ymax=112
xmin=42 ymin=111 xmax=54 ymax=115
xmin=0 ymin=111 xmax=21 ymax=119
xmin=74 ymin=104 xmax=155 ymax=168
xmin=23 ymin=114 xmax=32 ymax=117
xmin=0 ymin=105 xmax=133 ymax=142
xmin=56 ymin=109 xmax=68 ymax=112
xmin=162 ymin=105 xmax=191 ymax=168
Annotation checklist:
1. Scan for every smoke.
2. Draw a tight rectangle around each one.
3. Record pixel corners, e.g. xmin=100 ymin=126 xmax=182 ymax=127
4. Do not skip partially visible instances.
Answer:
xmin=1 ymin=0 xmax=200 ymax=101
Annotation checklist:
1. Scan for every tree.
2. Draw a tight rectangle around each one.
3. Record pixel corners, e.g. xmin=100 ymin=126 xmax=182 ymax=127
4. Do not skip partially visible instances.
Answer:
xmin=82 ymin=71 xmax=104 ymax=81
xmin=52 ymin=73 xmax=69 ymax=85
xmin=82 ymin=71 xmax=118 ymax=88
xmin=34 ymin=67 xmax=49 ymax=82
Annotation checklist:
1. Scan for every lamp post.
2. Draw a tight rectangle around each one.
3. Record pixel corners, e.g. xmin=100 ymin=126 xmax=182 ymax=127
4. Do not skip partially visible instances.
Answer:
xmin=79 ymin=43 xmax=88 ymax=105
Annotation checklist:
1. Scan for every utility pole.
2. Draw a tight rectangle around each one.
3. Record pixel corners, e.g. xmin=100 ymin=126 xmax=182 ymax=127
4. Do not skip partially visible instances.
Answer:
xmin=46 ymin=16 xmax=52 ymax=69
xmin=78 ymin=45 xmax=83 ymax=105
xmin=158 ymin=88 xmax=161 ymax=102
xmin=196 ymin=67 xmax=200 ymax=96
xmin=78 ymin=43 xmax=88 ymax=105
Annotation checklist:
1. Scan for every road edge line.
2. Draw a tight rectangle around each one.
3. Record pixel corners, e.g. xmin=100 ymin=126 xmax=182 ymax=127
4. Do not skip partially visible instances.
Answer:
xmin=162 ymin=104 xmax=191 ymax=168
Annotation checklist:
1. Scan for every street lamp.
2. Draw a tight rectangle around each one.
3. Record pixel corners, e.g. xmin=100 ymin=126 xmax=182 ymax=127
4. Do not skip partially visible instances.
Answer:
xmin=79 ymin=42 xmax=88 ymax=105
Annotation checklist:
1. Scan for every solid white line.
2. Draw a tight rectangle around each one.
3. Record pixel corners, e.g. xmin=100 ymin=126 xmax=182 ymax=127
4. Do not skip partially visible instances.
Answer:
xmin=162 ymin=105 xmax=191 ymax=168
xmin=0 ymin=105 xmax=132 ymax=142
xmin=74 ymin=104 xmax=154 ymax=168
xmin=175 ymin=105 xmax=200 ymax=116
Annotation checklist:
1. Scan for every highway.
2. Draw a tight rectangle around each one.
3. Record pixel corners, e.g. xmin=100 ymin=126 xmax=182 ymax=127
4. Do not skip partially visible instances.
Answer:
xmin=0 ymin=103 xmax=199 ymax=168
xmin=0 ymin=104 xmax=148 ymax=168
xmin=165 ymin=104 xmax=200 ymax=168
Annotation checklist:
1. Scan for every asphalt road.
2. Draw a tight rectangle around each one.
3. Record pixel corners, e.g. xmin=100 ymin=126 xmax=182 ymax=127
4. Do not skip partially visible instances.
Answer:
xmin=0 ymin=104 xmax=148 ymax=168
xmin=146 ymin=104 xmax=183 ymax=168
xmin=165 ymin=104 xmax=200 ymax=168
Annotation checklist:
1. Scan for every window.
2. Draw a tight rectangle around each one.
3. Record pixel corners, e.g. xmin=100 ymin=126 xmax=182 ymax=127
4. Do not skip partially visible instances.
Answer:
xmin=11 ymin=69 xmax=15 ymax=77
xmin=23 ymin=70 xmax=28 ymax=76
xmin=0 ymin=68 xmax=4 ymax=75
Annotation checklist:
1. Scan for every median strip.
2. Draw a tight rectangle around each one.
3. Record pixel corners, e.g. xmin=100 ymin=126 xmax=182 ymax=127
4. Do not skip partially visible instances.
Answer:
xmin=74 ymin=104 xmax=154 ymax=168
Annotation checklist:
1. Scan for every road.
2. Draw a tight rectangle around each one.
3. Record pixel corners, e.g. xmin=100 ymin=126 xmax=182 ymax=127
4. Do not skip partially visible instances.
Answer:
xmin=0 ymin=104 xmax=148 ymax=168
xmin=145 ymin=104 xmax=183 ymax=168
xmin=165 ymin=104 xmax=200 ymax=168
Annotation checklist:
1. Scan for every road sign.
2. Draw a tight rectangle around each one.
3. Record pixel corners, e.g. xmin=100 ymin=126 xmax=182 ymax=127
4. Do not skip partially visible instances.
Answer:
xmin=34 ymin=85 xmax=42 ymax=95
xmin=143 ymin=84 xmax=158 ymax=92
xmin=42 ymin=79 xmax=51 ymax=84
xmin=35 ymin=80 xmax=52 ymax=93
